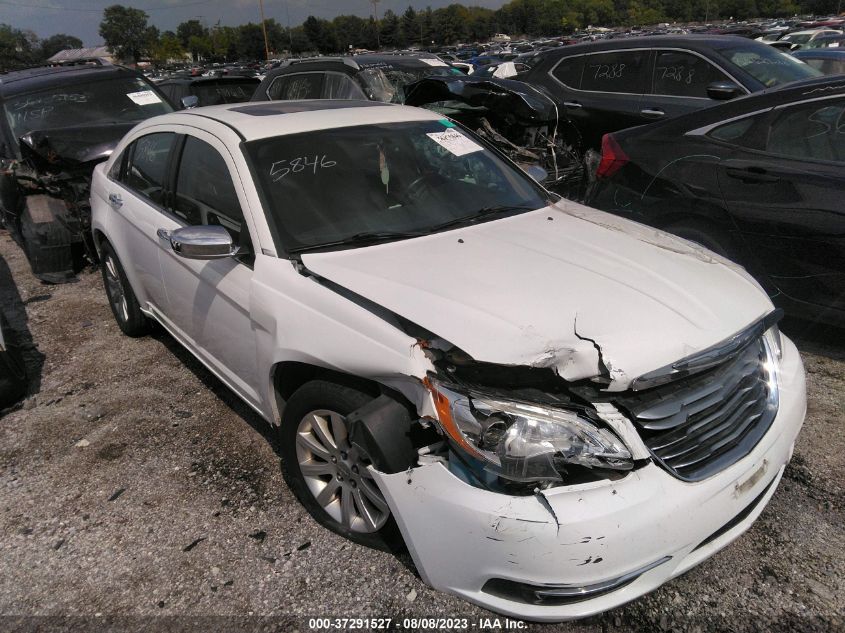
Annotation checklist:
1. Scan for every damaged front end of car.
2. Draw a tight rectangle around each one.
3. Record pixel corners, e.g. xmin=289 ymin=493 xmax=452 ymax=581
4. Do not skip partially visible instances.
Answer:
xmin=2 ymin=123 xmax=134 ymax=282
xmin=403 ymin=76 xmax=586 ymax=198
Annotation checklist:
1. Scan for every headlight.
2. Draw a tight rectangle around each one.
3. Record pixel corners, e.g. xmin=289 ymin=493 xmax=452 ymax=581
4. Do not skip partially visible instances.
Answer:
xmin=426 ymin=380 xmax=633 ymax=484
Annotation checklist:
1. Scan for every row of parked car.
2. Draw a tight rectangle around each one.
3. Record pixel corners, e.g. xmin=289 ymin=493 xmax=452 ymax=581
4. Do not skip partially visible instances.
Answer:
xmin=0 ymin=31 xmax=825 ymax=621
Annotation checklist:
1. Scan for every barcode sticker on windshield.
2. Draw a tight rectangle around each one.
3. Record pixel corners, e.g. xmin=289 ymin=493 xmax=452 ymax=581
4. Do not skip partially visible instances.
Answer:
xmin=426 ymin=130 xmax=482 ymax=156
xmin=126 ymin=90 xmax=162 ymax=105
xmin=420 ymin=58 xmax=448 ymax=66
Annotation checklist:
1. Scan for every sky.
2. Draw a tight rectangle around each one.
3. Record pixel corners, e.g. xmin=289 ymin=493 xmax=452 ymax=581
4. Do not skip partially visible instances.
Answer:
xmin=1 ymin=0 xmax=509 ymax=46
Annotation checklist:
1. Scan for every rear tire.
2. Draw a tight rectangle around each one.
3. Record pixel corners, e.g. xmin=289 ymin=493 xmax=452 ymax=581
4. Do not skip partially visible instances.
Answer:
xmin=278 ymin=380 xmax=403 ymax=551
xmin=100 ymin=242 xmax=148 ymax=337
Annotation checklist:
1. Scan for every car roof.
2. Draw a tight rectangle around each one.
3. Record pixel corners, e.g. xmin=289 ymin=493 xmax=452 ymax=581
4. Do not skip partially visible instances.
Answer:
xmin=145 ymin=99 xmax=442 ymax=141
xmin=157 ymin=75 xmax=260 ymax=86
xmin=793 ymin=49 xmax=845 ymax=58
xmin=0 ymin=64 xmax=140 ymax=99
xmin=536 ymin=34 xmax=767 ymax=58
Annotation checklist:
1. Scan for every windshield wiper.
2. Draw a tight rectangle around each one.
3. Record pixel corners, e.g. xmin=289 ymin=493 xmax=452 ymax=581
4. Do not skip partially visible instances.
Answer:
xmin=288 ymin=230 xmax=425 ymax=254
xmin=423 ymin=205 xmax=538 ymax=234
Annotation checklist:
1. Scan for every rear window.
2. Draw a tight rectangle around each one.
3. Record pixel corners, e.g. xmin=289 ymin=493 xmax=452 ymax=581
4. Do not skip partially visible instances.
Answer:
xmin=552 ymin=55 xmax=584 ymax=88
xmin=191 ymin=80 xmax=258 ymax=106
xmin=719 ymin=44 xmax=821 ymax=88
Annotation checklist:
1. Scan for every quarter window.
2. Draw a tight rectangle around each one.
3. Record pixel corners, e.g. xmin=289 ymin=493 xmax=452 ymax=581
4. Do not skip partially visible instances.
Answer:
xmin=122 ymin=133 xmax=175 ymax=206
xmin=581 ymin=50 xmax=649 ymax=94
xmin=766 ymin=98 xmax=845 ymax=163
xmin=323 ymin=74 xmax=367 ymax=99
xmin=551 ymin=55 xmax=584 ymax=88
xmin=652 ymin=50 xmax=732 ymax=98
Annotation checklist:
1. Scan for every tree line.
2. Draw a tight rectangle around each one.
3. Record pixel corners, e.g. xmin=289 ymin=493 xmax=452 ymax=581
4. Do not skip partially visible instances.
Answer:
xmin=2 ymin=0 xmax=842 ymax=70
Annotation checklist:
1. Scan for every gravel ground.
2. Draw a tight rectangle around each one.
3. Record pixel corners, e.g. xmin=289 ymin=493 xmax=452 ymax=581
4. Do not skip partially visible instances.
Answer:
xmin=0 ymin=229 xmax=843 ymax=633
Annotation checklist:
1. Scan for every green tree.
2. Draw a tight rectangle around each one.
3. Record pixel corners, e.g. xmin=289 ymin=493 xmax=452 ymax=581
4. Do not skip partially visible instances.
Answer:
xmin=380 ymin=10 xmax=404 ymax=48
xmin=401 ymin=6 xmax=419 ymax=45
xmin=0 ymin=24 xmax=39 ymax=71
xmin=152 ymin=33 xmax=184 ymax=66
xmin=99 ymin=4 xmax=154 ymax=64
xmin=39 ymin=33 xmax=83 ymax=60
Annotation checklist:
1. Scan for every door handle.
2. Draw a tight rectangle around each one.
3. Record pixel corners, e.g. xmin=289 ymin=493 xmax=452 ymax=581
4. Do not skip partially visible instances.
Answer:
xmin=108 ymin=193 xmax=122 ymax=208
xmin=725 ymin=166 xmax=780 ymax=183
xmin=640 ymin=108 xmax=665 ymax=119
xmin=563 ymin=101 xmax=582 ymax=109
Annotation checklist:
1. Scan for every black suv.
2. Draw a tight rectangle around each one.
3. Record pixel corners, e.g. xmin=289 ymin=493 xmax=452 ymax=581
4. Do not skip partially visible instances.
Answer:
xmin=156 ymin=75 xmax=260 ymax=109
xmin=520 ymin=35 xmax=821 ymax=148
xmin=0 ymin=64 xmax=172 ymax=281
xmin=252 ymin=54 xmax=462 ymax=103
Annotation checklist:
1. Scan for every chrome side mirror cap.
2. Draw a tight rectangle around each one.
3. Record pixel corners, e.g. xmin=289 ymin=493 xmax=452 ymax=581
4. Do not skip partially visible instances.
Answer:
xmin=181 ymin=95 xmax=199 ymax=109
xmin=157 ymin=225 xmax=238 ymax=260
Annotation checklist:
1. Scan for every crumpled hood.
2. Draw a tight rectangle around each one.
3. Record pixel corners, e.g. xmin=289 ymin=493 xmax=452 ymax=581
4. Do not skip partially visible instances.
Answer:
xmin=20 ymin=122 xmax=136 ymax=172
xmin=302 ymin=200 xmax=774 ymax=390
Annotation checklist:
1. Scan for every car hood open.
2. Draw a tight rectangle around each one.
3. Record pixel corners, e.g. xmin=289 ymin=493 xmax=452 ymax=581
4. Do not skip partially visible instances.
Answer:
xmin=301 ymin=200 xmax=774 ymax=390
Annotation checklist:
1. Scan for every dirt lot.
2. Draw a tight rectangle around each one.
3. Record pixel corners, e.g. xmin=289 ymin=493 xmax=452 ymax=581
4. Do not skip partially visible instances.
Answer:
xmin=0 ymin=228 xmax=843 ymax=633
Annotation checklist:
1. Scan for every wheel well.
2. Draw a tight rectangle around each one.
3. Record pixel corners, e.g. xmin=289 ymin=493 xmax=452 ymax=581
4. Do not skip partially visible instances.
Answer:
xmin=272 ymin=361 xmax=383 ymax=410
xmin=92 ymin=229 xmax=108 ymax=256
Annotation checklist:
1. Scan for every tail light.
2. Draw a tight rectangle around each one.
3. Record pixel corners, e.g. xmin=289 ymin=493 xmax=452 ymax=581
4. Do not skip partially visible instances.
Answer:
xmin=596 ymin=133 xmax=629 ymax=179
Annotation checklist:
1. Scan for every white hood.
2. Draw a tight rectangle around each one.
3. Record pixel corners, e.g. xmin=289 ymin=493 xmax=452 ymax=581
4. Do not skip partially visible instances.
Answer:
xmin=302 ymin=201 xmax=774 ymax=390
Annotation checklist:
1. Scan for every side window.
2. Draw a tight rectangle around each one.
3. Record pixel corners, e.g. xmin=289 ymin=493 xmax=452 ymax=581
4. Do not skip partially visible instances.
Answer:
xmin=323 ymin=73 xmax=367 ymax=99
xmin=122 ymin=133 xmax=175 ymax=206
xmin=708 ymin=116 xmax=757 ymax=145
xmin=551 ymin=54 xmax=584 ymax=88
xmin=266 ymin=73 xmax=323 ymax=100
xmin=581 ymin=50 xmax=649 ymax=94
xmin=766 ymin=98 xmax=845 ymax=163
xmin=174 ymin=136 xmax=249 ymax=247
xmin=652 ymin=50 xmax=732 ymax=98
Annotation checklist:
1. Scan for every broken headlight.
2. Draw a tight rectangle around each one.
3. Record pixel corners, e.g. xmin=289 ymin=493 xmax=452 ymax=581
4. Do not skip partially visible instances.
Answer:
xmin=427 ymin=381 xmax=633 ymax=484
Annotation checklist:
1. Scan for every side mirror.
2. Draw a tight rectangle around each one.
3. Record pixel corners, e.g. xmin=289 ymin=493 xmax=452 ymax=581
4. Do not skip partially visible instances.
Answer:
xmin=157 ymin=225 xmax=238 ymax=260
xmin=707 ymin=81 xmax=742 ymax=101
xmin=525 ymin=164 xmax=548 ymax=183
xmin=180 ymin=95 xmax=199 ymax=109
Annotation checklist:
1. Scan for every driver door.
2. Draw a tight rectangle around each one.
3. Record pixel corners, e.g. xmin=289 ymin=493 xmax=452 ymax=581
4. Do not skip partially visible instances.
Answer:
xmin=154 ymin=130 xmax=261 ymax=408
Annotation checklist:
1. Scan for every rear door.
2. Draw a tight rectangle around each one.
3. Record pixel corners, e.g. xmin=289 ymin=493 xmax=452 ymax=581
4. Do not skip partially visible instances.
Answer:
xmin=644 ymin=49 xmax=747 ymax=120
xmin=550 ymin=48 xmax=652 ymax=147
xmin=715 ymin=95 xmax=845 ymax=312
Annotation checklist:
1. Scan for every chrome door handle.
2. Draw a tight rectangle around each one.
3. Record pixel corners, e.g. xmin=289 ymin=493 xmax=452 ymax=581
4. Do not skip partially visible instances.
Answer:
xmin=563 ymin=101 xmax=582 ymax=109
xmin=640 ymin=108 xmax=665 ymax=119
xmin=108 ymin=193 xmax=122 ymax=208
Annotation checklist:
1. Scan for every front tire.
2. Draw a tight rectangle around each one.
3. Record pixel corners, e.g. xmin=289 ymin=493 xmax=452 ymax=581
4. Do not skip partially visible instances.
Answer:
xmin=100 ymin=242 xmax=148 ymax=337
xmin=278 ymin=380 xmax=402 ymax=551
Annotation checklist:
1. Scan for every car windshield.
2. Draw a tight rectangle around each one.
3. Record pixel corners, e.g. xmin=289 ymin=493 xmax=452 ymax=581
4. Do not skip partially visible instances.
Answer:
xmin=358 ymin=65 xmax=461 ymax=103
xmin=4 ymin=76 xmax=172 ymax=138
xmin=720 ymin=44 xmax=822 ymax=87
xmin=782 ymin=33 xmax=813 ymax=44
xmin=245 ymin=119 xmax=549 ymax=252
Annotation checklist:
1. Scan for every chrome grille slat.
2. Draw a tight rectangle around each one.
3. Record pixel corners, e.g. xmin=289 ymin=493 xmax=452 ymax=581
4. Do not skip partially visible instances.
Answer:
xmin=614 ymin=335 xmax=778 ymax=481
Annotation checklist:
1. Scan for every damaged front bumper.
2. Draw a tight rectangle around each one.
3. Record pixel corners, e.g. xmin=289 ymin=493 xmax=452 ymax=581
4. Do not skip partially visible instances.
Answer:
xmin=372 ymin=335 xmax=806 ymax=621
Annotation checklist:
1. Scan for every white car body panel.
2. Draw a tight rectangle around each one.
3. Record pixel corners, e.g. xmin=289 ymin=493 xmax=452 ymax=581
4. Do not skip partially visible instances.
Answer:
xmin=302 ymin=201 xmax=773 ymax=390
xmin=89 ymin=102 xmax=808 ymax=621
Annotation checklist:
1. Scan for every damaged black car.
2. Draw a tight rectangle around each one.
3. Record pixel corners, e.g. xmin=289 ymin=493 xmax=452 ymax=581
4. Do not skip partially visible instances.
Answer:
xmin=0 ymin=63 xmax=172 ymax=282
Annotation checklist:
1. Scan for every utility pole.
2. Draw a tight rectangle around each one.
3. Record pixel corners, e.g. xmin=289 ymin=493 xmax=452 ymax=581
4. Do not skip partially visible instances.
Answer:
xmin=371 ymin=0 xmax=381 ymax=50
xmin=258 ymin=0 xmax=270 ymax=61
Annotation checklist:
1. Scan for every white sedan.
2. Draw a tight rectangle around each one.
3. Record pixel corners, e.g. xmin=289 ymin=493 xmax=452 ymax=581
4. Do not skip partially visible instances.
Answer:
xmin=90 ymin=100 xmax=806 ymax=621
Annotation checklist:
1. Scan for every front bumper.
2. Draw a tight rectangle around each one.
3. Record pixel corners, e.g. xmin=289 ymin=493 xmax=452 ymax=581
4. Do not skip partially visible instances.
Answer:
xmin=372 ymin=336 xmax=806 ymax=621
